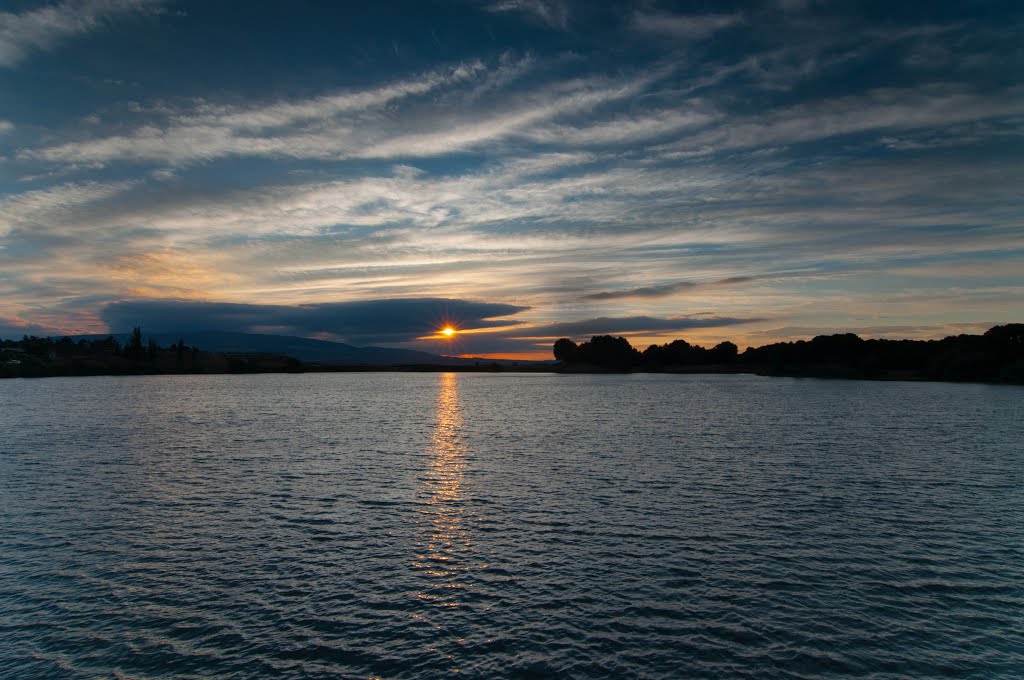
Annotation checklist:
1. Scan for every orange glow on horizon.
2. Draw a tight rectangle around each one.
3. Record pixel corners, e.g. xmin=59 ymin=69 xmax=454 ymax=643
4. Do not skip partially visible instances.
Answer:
xmin=458 ymin=351 xmax=550 ymax=361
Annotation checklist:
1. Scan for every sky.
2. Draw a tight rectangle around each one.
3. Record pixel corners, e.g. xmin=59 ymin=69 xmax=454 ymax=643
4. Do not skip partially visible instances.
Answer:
xmin=1 ymin=0 xmax=1021 ymax=359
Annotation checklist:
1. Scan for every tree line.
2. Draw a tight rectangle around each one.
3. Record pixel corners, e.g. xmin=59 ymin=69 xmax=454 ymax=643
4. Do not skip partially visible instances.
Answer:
xmin=553 ymin=324 xmax=1024 ymax=383
xmin=1 ymin=327 xmax=302 ymax=378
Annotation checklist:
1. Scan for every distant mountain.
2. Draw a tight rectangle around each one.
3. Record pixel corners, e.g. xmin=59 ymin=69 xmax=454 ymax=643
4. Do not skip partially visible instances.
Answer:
xmin=70 ymin=330 xmax=476 ymax=365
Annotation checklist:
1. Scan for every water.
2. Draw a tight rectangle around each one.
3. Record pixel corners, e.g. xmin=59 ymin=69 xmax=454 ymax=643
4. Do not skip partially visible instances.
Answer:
xmin=1 ymin=373 xmax=1022 ymax=678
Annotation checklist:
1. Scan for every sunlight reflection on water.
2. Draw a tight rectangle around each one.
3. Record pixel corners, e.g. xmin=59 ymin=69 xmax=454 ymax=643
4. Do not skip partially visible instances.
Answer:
xmin=414 ymin=373 xmax=472 ymax=610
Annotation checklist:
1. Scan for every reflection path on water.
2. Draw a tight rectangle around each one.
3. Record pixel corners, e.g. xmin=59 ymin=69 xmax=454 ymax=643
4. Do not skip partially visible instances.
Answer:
xmin=412 ymin=372 xmax=476 ymax=613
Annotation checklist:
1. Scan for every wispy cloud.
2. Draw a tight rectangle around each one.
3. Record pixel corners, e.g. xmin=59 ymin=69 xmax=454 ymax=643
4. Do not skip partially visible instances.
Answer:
xmin=585 ymin=277 xmax=756 ymax=301
xmin=21 ymin=57 xmax=666 ymax=167
xmin=631 ymin=11 xmax=742 ymax=40
xmin=180 ymin=61 xmax=487 ymax=131
xmin=0 ymin=180 xmax=136 ymax=237
xmin=523 ymin=108 xmax=714 ymax=146
xmin=657 ymin=84 xmax=1024 ymax=157
xmin=22 ymin=60 xmax=498 ymax=166
xmin=0 ymin=0 xmax=161 ymax=68
xmin=486 ymin=0 xmax=570 ymax=29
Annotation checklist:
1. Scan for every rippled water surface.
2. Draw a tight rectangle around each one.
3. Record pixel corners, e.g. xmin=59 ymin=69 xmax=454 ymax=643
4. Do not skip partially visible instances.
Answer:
xmin=1 ymin=373 xmax=1022 ymax=678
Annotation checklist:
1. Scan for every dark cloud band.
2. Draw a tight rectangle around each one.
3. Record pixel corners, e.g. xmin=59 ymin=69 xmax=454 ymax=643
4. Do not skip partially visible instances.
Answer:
xmin=101 ymin=298 xmax=529 ymax=345
xmin=584 ymin=276 xmax=756 ymax=301
xmin=522 ymin=315 xmax=761 ymax=339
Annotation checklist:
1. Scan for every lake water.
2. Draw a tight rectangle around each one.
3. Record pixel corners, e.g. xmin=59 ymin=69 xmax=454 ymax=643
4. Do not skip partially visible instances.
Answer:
xmin=1 ymin=373 xmax=1022 ymax=678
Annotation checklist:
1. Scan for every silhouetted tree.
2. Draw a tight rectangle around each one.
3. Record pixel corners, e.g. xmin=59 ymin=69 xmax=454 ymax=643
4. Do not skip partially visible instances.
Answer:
xmin=578 ymin=335 xmax=640 ymax=370
xmin=124 ymin=326 xmax=145 ymax=360
xmin=710 ymin=341 xmax=738 ymax=364
xmin=553 ymin=338 xmax=580 ymax=362
xmin=643 ymin=338 xmax=707 ymax=365
xmin=985 ymin=324 xmax=1024 ymax=345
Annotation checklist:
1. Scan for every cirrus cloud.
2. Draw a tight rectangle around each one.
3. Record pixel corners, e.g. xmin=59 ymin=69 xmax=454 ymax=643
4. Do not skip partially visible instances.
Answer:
xmin=0 ymin=0 xmax=162 ymax=68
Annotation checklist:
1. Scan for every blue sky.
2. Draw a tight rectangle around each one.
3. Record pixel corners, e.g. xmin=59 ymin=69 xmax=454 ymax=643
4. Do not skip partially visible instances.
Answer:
xmin=1 ymin=0 xmax=1021 ymax=357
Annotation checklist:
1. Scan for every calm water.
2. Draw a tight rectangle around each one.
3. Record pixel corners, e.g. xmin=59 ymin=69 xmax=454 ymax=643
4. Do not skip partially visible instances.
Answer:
xmin=1 ymin=373 xmax=1022 ymax=679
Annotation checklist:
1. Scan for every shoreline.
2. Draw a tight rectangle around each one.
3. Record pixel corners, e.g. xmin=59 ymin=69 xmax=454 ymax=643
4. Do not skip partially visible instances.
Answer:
xmin=2 ymin=363 xmax=1021 ymax=386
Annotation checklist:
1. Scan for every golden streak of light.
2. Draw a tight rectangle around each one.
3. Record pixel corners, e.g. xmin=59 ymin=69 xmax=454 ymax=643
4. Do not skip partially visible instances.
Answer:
xmin=411 ymin=372 xmax=474 ymax=611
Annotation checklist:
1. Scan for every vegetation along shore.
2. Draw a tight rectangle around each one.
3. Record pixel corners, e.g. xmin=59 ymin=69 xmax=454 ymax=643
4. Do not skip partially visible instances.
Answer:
xmin=553 ymin=325 xmax=1023 ymax=384
xmin=2 ymin=324 xmax=1021 ymax=385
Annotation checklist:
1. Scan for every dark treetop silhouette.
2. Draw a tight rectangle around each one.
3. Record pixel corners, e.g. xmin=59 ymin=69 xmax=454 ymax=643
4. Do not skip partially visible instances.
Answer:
xmin=553 ymin=325 xmax=1024 ymax=384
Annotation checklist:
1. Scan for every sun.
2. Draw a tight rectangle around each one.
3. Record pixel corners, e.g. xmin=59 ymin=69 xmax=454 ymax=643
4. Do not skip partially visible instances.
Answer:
xmin=440 ymin=326 xmax=456 ymax=337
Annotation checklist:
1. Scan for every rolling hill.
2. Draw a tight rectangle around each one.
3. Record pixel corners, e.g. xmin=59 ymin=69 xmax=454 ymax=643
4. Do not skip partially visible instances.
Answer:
xmin=71 ymin=331 xmax=475 ymax=365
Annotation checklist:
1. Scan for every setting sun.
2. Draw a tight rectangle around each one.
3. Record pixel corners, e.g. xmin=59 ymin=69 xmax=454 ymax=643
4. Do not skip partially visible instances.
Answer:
xmin=441 ymin=326 xmax=456 ymax=337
